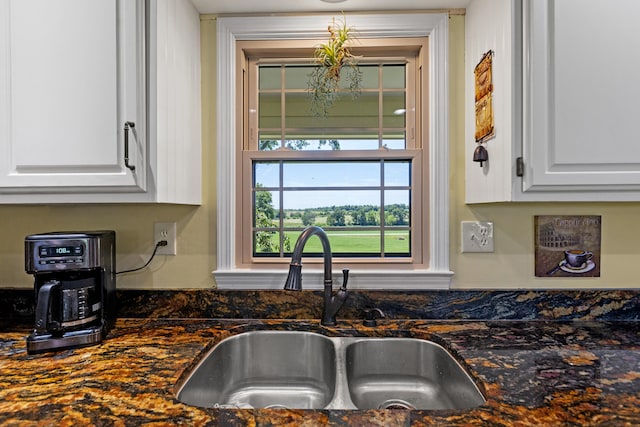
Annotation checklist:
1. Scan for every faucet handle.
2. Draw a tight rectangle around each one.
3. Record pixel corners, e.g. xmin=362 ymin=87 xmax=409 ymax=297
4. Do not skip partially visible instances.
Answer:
xmin=363 ymin=308 xmax=385 ymax=327
xmin=341 ymin=268 xmax=349 ymax=290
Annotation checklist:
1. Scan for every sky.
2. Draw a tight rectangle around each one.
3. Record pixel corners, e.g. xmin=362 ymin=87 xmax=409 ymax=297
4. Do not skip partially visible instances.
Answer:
xmin=255 ymin=158 xmax=411 ymax=210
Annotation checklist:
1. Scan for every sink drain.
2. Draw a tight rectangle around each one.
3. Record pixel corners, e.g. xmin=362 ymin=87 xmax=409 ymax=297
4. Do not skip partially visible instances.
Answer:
xmin=378 ymin=399 xmax=416 ymax=410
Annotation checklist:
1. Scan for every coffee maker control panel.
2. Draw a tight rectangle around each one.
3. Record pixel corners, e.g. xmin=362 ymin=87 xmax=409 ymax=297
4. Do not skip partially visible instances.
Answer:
xmin=26 ymin=233 xmax=108 ymax=273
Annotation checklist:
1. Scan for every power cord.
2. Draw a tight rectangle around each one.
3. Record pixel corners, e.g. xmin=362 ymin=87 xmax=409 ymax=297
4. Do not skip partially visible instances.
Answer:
xmin=116 ymin=240 xmax=168 ymax=275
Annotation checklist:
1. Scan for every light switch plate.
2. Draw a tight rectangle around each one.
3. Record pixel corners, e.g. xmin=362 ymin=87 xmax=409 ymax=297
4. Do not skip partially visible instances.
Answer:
xmin=461 ymin=221 xmax=494 ymax=253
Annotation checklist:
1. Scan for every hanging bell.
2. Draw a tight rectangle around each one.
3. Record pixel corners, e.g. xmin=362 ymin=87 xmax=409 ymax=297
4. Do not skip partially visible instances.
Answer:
xmin=473 ymin=145 xmax=488 ymax=167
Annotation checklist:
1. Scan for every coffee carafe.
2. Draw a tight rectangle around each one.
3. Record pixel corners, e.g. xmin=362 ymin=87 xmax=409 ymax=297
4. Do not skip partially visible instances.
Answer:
xmin=25 ymin=231 xmax=116 ymax=354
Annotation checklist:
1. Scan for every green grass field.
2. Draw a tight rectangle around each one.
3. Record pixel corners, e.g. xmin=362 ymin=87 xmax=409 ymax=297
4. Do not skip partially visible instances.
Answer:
xmin=257 ymin=229 xmax=410 ymax=254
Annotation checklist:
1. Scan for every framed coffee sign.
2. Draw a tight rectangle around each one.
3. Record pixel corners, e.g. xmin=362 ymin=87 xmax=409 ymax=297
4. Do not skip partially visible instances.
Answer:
xmin=534 ymin=215 xmax=601 ymax=277
xmin=474 ymin=50 xmax=495 ymax=143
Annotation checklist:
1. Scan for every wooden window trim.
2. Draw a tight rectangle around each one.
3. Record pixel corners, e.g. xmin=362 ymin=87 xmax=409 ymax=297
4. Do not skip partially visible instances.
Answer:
xmin=236 ymin=39 xmax=427 ymax=270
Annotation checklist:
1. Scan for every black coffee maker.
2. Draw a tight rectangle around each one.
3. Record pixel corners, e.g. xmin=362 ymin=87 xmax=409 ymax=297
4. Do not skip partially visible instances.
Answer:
xmin=25 ymin=231 xmax=116 ymax=354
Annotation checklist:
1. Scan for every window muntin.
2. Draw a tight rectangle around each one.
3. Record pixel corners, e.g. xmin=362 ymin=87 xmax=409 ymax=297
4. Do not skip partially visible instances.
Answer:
xmin=252 ymin=159 xmax=412 ymax=258
xmin=254 ymin=63 xmax=411 ymax=151
xmin=239 ymin=39 xmax=426 ymax=267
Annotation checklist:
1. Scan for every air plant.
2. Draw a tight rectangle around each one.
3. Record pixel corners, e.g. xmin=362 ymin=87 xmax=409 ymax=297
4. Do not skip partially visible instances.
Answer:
xmin=308 ymin=17 xmax=362 ymax=118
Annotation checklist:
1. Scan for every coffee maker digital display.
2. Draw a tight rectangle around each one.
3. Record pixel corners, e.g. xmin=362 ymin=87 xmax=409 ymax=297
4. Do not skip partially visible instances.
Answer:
xmin=25 ymin=231 xmax=116 ymax=354
xmin=39 ymin=245 xmax=84 ymax=258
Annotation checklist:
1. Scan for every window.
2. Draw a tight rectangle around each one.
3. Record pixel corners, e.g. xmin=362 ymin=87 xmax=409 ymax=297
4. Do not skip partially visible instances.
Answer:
xmin=215 ymin=14 xmax=451 ymax=289
xmin=239 ymin=40 xmax=424 ymax=268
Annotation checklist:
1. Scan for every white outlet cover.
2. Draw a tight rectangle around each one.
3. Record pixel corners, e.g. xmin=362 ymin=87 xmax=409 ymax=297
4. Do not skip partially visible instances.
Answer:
xmin=154 ymin=222 xmax=177 ymax=256
xmin=461 ymin=221 xmax=494 ymax=253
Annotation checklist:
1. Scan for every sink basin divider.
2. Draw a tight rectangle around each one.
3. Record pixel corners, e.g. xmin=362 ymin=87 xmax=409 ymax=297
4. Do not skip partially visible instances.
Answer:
xmin=325 ymin=337 xmax=357 ymax=410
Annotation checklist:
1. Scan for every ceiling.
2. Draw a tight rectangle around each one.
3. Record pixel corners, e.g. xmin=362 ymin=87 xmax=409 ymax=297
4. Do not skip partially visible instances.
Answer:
xmin=191 ymin=0 xmax=471 ymax=15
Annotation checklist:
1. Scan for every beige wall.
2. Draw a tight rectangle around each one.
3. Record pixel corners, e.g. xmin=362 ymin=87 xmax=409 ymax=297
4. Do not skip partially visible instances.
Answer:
xmin=1 ymin=14 xmax=639 ymax=290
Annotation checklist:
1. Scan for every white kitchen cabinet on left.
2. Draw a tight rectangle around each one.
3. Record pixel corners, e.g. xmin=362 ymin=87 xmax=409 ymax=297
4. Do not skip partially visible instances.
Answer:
xmin=0 ymin=0 xmax=201 ymax=204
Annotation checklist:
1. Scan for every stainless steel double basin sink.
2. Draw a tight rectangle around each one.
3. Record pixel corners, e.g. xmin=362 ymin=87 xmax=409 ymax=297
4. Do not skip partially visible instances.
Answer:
xmin=175 ymin=331 xmax=485 ymax=411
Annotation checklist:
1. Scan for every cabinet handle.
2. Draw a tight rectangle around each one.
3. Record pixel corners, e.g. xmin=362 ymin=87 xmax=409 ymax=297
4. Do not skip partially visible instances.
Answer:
xmin=124 ymin=121 xmax=136 ymax=172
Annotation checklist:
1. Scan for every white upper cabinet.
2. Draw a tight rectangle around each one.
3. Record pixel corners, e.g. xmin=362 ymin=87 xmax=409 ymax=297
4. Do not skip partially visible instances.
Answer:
xmin=465 ymin=0 xmax=640 ymax=202
xmin=0 ymin=0 xmax=201 ymax=204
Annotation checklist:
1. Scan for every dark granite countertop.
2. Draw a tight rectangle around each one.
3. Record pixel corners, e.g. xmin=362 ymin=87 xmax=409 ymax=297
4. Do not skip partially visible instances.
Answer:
xmin=1 ymin=317 xmax=640 ymax=426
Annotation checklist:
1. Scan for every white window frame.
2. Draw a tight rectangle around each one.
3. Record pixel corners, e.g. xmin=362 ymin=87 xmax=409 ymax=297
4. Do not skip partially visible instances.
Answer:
xmin=214 ymin=13 xmax=452 ymax=290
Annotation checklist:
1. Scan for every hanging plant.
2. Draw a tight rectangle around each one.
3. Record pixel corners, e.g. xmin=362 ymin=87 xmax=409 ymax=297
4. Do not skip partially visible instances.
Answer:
xmin=308 ymin=17 xmax=362 ymax=118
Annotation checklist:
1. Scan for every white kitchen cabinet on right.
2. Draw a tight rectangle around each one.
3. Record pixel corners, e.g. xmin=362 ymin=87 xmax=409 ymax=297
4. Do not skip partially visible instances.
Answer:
xmin=465 ymin=0 xmax=640 ymax=202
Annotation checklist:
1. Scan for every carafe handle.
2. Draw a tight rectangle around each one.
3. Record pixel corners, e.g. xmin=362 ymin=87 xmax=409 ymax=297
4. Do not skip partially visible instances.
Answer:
xmin=34 ymin=280 xmax=60 ymax=334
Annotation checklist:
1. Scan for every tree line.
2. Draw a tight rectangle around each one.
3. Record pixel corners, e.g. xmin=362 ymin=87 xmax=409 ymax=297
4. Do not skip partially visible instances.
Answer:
xmin=291 ymin=204 xmax=409 ymax=227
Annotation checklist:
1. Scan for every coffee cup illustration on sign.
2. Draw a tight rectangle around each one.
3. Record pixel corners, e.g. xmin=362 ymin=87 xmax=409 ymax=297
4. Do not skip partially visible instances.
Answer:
xmin=546 ymin=249 xmax=595 ymax=275
xmin=564 ymin=250 xmax=593 ymax=269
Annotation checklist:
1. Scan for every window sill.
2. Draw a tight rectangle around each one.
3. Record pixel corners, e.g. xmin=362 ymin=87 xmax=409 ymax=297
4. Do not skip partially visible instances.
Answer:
xmin=214 ymin=269 xmax=453 ymax=290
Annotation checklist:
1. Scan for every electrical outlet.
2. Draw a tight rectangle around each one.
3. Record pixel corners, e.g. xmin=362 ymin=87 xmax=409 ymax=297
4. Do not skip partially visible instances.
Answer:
xmin=154 ymin=222 xmax=177 ymax=255
xmin=461 ymin=221 xmax=494 ymax=253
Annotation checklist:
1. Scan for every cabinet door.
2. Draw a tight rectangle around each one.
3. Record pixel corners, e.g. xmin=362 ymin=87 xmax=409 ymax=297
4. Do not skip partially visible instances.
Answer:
xmin=0 ymin=0 xmax=146 ymax=193
xmin=522 ymin=0 xmax=640 ymax=194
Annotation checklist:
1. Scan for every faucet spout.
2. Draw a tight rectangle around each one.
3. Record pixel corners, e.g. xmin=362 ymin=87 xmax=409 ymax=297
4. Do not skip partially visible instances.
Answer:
xmin=283 ymin=226 xmax=349 ymax=326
